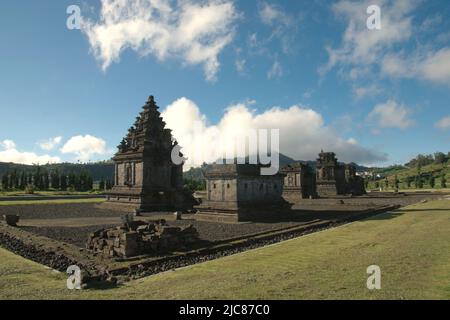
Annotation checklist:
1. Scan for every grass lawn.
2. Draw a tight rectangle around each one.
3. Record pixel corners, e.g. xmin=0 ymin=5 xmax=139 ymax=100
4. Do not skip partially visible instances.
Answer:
xmin=0 ymin=199 xmax=449 ymax=300
xmin=0 ymin=198 xmax=105 ymax=206
xmin=367 ymin=188 xmax=450 ymax=193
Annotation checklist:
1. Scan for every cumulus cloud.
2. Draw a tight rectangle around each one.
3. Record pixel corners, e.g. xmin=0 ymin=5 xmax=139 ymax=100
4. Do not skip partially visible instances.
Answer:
xmin=367 ymin=100 xmax=414 ymax=129
xmin=39 ymin=136 xmax=62 ymax=151
xmin=60 ymin=135 xmax=110 ymax=161
xmin=161 ymin=97 xmax=387 ymax=168
xmin=81 ymin=0 xmax=238 ymax=81
xmin=1 ymin=140 xmax=16 ymax=150
xmin=0 ymin=139 xmax=60 ymax=165
xmin=435 ymin=116 xmax=450 ymax=130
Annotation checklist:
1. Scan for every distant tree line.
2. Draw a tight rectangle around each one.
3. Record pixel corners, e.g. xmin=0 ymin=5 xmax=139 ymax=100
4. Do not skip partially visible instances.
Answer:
xmin=405 ymin=152 xmax=450 ymax=167
xmin=0 ymin=166 xmax=113 ymax=192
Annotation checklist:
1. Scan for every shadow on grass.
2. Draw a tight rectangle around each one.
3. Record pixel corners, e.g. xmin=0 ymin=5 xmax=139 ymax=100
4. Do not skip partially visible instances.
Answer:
xmin=367 ymin=208 xmax=450 ymax=221
xmin=85 ymin=280 xmax=123 ymax=291
xmin=364 ymin=211 xmax=406 ymax=220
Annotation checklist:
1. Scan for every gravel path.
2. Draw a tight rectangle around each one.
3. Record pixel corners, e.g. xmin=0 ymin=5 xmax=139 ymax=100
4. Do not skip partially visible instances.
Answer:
xmin=0 ymin=203 xmax=125 ymax=219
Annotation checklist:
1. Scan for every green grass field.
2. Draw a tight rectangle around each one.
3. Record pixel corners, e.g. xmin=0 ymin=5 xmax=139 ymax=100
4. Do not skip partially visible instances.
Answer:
xmin=0 ymin=198 xmax=105 ymax=206
xmin=0 ymin=199 xmax=449 ymax=300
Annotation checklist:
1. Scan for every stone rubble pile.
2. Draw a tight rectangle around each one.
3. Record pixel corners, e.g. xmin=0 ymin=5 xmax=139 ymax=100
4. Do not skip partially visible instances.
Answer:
xmin=86 ymin=219 xmax=199 ymax=258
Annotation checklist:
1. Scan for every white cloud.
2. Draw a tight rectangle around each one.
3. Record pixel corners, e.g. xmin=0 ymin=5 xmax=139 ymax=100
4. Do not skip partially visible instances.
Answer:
xmin=0 ymin=140 xmax=60 ymax=165
xmin=435 ymin=116 xmax=450 ymax=130
xmin=257 ymin=1 xmax=298 ymax=55
xmin=267 ymin=59 xmax=283 ymax=79
xmin=235 ymin=58 xmax=246 ymax=74
xmin=323 ymin=0 xmax=450 ymax=87
xmin=259 ymin=2 xmax=288 ymax=26
xmin=353 ymin=84 xmax=382 ymax=100
xmin=382 ymin=47 xmax=450 ymax=85
xmin=367 ymin=100 xmax=414 ymax=129
xmin=1 ymin=139 xmax=16 ymax=150
xmin=161 ymin=97 xmax=387 ymax=168
xmin=320 ymin=0 xmax=418 ymax=80
xmin=60 ymin=135 xmax=110 ymax=161
xmin=323 ymin=1 xmax=416 ymax=69
xmin=39 ymin=136 xmax=62 ymax=151
xmin=82 ymin=0 xmax=238 ymax=82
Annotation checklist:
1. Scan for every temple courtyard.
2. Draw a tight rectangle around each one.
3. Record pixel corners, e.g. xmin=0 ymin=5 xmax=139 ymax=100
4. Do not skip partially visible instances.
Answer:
xmin=0 ymin=196 xmax=449 ymax=299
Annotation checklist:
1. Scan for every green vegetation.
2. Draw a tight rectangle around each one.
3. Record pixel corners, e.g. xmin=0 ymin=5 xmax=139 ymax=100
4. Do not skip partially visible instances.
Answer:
xmin=183 ymin=178 xmax=206 ymax=192
xmin=1 ymin=199 xmax=449 ymax=299
xmin=366 ymin=151 xmax=450 ymax=191
xmin=0 ymin=198 xmax=105 ymax=206
xmin=0 ymin=166 xmax=113 ymax=193
xmin=0 ymin=161 xmax=114 ymax=181
xmin=0 ymin=190 xmax=104 ymax=197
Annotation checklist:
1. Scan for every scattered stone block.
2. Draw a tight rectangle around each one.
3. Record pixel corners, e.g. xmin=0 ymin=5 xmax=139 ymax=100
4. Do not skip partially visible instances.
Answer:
xmin=174 ymin=211 xmax=182 ymax=220
xmin=3 ymin=215 xmax=20 ymax=227
xmin=86 ymin=220 xmax=199 ymax=258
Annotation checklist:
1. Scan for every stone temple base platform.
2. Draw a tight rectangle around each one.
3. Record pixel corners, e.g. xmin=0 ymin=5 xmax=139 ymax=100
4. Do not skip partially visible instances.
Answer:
xmin=195 ymin=201 xmax=292 ymax=223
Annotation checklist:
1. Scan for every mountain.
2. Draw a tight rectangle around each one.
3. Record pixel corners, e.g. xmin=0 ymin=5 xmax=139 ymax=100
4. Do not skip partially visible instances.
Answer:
xmin=0 ymin=152 xmax=370 ymax=182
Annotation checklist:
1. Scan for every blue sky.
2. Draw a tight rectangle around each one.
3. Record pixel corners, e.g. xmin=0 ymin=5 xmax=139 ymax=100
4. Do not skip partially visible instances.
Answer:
xmin=0 ymin=0 xmax=449 ymax=167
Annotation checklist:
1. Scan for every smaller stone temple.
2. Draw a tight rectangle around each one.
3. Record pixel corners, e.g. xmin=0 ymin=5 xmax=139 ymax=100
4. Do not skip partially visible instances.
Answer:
xmin=280 ymin=162 xmax=316 ymax=201
xmin=315 ymin=151 xmax=365 ymax=197
xmin=106 ymin=95 xmax=193 ymax=211
xmin=344 ymin=163 xmax=366 ymax=196
xmin=196 ymin=164 xmax=290 ymax=222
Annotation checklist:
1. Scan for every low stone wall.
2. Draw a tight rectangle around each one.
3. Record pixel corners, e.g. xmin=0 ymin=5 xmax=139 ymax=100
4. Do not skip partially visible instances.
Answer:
xmin=86 ymin=220 xmax=199 ymax=258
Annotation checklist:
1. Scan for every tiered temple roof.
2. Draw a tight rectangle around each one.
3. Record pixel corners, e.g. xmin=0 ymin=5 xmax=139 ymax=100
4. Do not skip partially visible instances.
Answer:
xmin=116 ymin=96 xmax=173 ymax=156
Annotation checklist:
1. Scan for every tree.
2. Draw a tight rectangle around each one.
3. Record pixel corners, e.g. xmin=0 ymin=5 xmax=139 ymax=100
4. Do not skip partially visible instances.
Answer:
xmin=42 ymin=171 xmax=50 ymax=190
xmin=417 ymin=177 xmax=424 ymax=189
xmin=434 ymin=152 xmax=447 ymax=164
xmin=430 ymin=176 xmax=435 ymax=188
xmin=1 ymin=174 xmax=8 ymax=191
xmin=99 ymin=178 xmax=105 ymax=191
xmin=105 ymin=179 xmax=113 ymax=190
xmin=33 ymin=166 xmax=42 ymax=190
xmin=394 ymin=175 xmax=399 ymax=191
xmin=12 ymin=170 xmax=19 ymax=189
xmin=384 ymin=178 xmax=389 ymax=190
xmin=27 ymin=172 xmax=33 ymax=186
xmin=406 ymin=177 xmax=411 ymax=188
xmin=51 ymin=169 xmax=60 ymax=190
xmin=441 ymin=175 xmax=447 ymax=188
xmin=60 ymin=174 xmax=67 ymax=191
xmin=19 ymin=171 xmax=26 ymax=190
xmin=68 ymin=171 xmax=76 ymax=190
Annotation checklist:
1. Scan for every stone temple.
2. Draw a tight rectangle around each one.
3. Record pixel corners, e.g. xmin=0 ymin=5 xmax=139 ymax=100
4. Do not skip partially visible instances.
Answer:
xmin=280 ymin=162 xmax=317 ymax=201
xmin=196 ymin=164 xmax=290 ymax=223
xmin=106 ymin=95 xmax=193 ymax=211
xmin=315 ymin=151 xmax=365 ymax=197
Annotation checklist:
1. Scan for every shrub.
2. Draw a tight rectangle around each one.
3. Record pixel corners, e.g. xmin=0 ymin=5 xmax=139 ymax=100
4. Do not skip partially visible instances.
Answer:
xmin=25 ymin=184 xmax=34 ymax=194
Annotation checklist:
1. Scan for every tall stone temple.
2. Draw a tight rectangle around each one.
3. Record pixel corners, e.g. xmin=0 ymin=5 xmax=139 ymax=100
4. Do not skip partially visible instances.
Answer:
xmin=106 ymin=95 xmax=193 ymax=211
